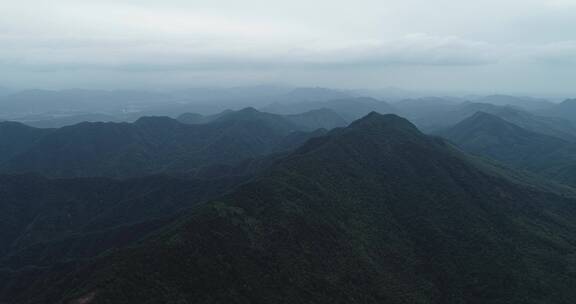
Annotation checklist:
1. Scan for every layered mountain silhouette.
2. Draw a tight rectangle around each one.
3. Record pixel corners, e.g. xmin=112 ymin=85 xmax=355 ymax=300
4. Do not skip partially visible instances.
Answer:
xmin=8 ymin=113 xmax=576 ymax=304
xmin=541 ymin=99 xmax=576 ymax=122
xmin=393 ymin=97 xmax=460 ymax=124
xmin=414 ymin=102 xmax=576 ymax=141
xmin=0 ymin=108 xmax=329 ymax=178
xmin=480 ymin=105 xmax=576 ymax=142
xmin=473 ymin=94 xmax=553 ymax=111
xmin=21 ymin=113 xmax=121 ymax=128
xmin=275 ymin=87 xmax=353 ymax=102
xmin=178 ymin=108 xmax=347 ymax=131
xmin=441 ymin=112 xmax=576 ymax=186
xmin=0 ymin=89 xmax=171 ymax=117
xmin=262 ymin=97 xmax=396 ymax=122
xmin=176 ymin=112 xmax=210 ymax=124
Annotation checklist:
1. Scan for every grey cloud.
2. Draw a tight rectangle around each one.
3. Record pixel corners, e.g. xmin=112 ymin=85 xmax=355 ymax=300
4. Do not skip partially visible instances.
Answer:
xmin=0 ymin=33 xmax=499 ymax=72
xmin=1 ymin=0 xmax=576 ymax=95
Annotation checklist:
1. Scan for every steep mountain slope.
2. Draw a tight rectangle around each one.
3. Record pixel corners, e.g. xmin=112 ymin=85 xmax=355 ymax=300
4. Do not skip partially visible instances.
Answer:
xmin=0 ymin=173 xmax=247 ymax=264
xmin=0 ymin=109 xmax=323 ymax=178
xmin=440 ymin=112 xmax=570 ymax=164
xmin=19 ymin=113 xmax=576 ymax=304
xmin=440 ymin=112 xmax=576 ymax=186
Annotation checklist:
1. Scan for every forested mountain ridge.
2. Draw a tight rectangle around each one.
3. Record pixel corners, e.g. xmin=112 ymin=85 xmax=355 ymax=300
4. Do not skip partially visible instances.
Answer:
xmin=0 ymin=108 xmax=327 ymax=178
xmin=11 ymin=113 xmax=576 ymax=304
xmin=262 ymin=97 xmax=396 ymax=121
xmin=0 ymin=173 xmax=250 ymax=266
xmin=441 ymin=112 xmax=576 ymax=186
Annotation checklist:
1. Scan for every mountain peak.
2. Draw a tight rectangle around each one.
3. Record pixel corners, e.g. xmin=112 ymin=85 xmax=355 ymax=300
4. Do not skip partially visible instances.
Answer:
xmin=0 ymin=121 xmax=35 ymax=129
xmin=349 ymin=112 xmax=420 ymax=133
xmin=458 ymin=111 xmax=521 ymax=131
xmin=238 ymin=106 xmax=259 ymax=113
xmin=467 ymin=111 xmax=505 ymax=122
xmin=441 ymin=111 xmax=527 ymax=139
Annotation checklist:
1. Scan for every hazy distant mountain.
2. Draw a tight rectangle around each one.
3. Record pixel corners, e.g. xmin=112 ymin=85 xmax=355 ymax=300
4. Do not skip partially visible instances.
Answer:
xmin=124 ymin=102 xmax=237 ymax=118
xmin=540 ymin=98 xmax=576 ymax=122
xmin=0 ymin=108 xmax=325 ymax=178
xmin=210 ymin=107 xmax=347 ymax=132
xmin=284 ymin=108 xmax=347 ymax=130
xmin=352 ymin=86 xmax=434 ymax=101
xmin=384 ymin=101 xmax=516 ymax=131
xmin=437 ymin=103 xmax=576 ymax=141
xmin=0 ymin=89 xmax=173 ymax=117
xmin=178 ymin=108 xmax=347 ymax=131
xmin=440 ymin=112 xmax=571 ymax=165
xmin=263 ymin=97 xmax=396 ymax=121
xmin=441 ymin=112 xmax=576 ymax=186
xmin=117 ymin=87 xmax=349 ymax=119
xmin=472 ymin=94 xmax=553 ymax=111
xmin=20 ymin=113 xmax=121 ymax=128
xmin=393 ymin=97 xmax=462 ymax=123
xmin=118 ymin=87 xmax=350 ymax=118
xmin=0 ymin=86 xmax=351 ymax=120
xmin=275 ymin=87 xmax=353 ymax=102
xmin=10 ymin=113 xmax=576 ymax=303
xmin=171 ymin=85 xmax=292 ymax=102
xmin=485 ymin=105 xmax=576 ymax=142
xmin=175 ymin=112 xmax=207 ymax=124
xmin=413 ymin=102 xmax=576 ymax=141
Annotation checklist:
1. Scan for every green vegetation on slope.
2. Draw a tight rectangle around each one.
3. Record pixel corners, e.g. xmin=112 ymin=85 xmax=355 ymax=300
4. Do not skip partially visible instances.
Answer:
xmin=16 ymin=113 xmax=576 ymax=304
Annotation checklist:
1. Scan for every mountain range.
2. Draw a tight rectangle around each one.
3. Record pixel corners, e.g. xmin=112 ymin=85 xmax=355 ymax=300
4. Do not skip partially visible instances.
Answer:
xmin=441 ymin=111 xmax=576 ymax=186
xmin=262 ymin=97 xmax=396 ymax=122
xmin=178 ymin=108 xmax=347 ymax=131
xmin=540 ymin=99 xmax=576 ymax=122
xmin=3 ymin=113 xmax=576 ymax=303
xmin=409 ymin=101 xmax=576 ymax=141
xmin=0 ymin=108 xmax=332 ymax=178
xmin=471 ymin=94 xmax=553 ymax=111
xmin=2 ymin=88 xmax=576 ymax=304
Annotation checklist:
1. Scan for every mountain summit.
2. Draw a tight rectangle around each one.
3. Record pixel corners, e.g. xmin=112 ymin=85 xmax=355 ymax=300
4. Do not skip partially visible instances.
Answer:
xmin=348 ymin=112 xmax=420 ymax=133
xmin=441 ymin=111 xmax=576 ymax=186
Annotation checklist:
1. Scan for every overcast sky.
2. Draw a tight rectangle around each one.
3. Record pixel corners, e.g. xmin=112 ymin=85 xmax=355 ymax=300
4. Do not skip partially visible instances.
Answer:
xmin=2 ymin=0 xmax=576 ymax=95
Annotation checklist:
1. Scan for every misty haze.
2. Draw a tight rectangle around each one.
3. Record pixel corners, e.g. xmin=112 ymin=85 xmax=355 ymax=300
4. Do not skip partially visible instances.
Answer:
xmin=2 ymin=1 xmax=576 ymax=304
